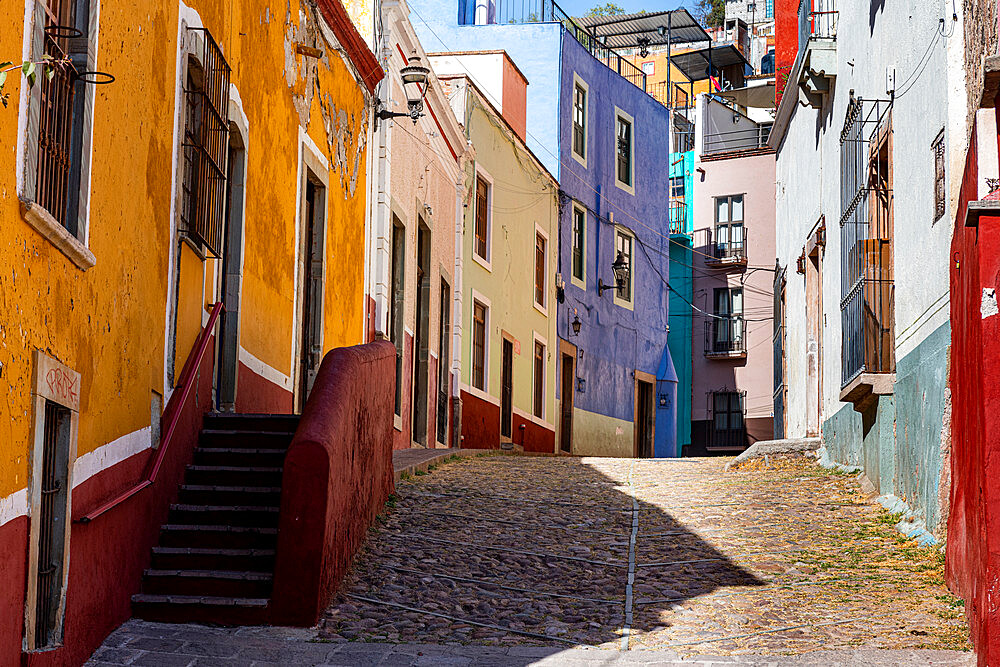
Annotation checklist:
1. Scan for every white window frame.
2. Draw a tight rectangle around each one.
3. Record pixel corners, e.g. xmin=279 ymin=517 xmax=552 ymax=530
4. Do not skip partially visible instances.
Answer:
xmin=472 ymin=165 xmax=493 ymax=271
xmin=614 ymin=106 xmax=636 ymax=195
xmin=641 ymin=61 xmax=654 ymax=76
xmin=571 ymin=73 xmax=589 ymax=168
xmin=570 ymin=203 xmax=587 ymax=289
xmin=16 ymin=0 xmax=101 ymax=271
xmin=469 ymin=289 xmax=492 ymax=394
xmin=613 ymin=225 xmax=635 ymax=311
xmin=533 ymin=222 xmax=549 ymax=315
xmin=531 ymin=331 xmax=548 ymax=420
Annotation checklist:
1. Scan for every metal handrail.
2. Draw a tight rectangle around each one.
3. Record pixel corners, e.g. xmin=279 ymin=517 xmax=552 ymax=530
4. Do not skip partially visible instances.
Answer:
xmin=77 ymin=302 xmax=225 ymax=523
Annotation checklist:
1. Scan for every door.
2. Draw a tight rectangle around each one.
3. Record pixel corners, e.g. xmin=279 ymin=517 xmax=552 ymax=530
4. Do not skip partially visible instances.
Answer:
xmin=217 ymin=127 xmax=244 ymax=411
xmin=805 ymin=252 xmax=823 ymax=436
xmin=636 ymin=380 xmax=654 ymax=458
xmin=297 ymin=179 xmax=325 ymax=410
xmin=436 ymin=278 xmax=450 ymax=445
xmin=500 ymin=339 xmax=513 ymax=440
xmin=560 ymin=353 xmax=574 ymax=453
xmin=411 ymin=225 xmax=430 ymax=445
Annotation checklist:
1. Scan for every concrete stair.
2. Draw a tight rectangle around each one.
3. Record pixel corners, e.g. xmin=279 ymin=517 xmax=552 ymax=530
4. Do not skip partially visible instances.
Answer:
xmin=132 ymin=413 xmax=299 ymax=625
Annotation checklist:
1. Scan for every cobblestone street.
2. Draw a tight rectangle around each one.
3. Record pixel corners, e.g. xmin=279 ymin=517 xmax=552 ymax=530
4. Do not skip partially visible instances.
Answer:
xmin=87 ymin=453 xmax=973 ymax=665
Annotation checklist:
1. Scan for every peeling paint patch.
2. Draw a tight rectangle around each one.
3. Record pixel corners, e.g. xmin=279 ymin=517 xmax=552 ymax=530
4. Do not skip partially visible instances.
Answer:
xmin=982 ymin=287 xmax=998 ymax=319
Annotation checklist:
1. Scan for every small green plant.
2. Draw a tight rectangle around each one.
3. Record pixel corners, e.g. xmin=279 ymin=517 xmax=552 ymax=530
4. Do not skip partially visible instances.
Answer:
xmin=0 ymin=56 xmax=71 ymax=108
xmin=413 ymin=469 xmax=427 ymax=476
xmin=400 ymin=471 xmax=412 ymax=481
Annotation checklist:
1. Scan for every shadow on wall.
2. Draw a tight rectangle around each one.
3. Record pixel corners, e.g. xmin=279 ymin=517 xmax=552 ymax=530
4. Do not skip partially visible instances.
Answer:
xmin=320 ymin=456 xmax=765 ymax=649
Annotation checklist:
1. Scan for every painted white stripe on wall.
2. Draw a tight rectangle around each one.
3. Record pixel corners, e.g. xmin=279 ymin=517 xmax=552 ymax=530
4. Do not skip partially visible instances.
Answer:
xmin=0 ymin=488 xmax=28 ymax=528
xmin=72 ymin=426 xmax=153 ymax=489
xmin=239 ymin=346 xmax=293 ymax=390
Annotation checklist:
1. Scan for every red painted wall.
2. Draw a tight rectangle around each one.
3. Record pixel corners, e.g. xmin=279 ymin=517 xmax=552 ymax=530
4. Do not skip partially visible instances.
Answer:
xmin=235 ymin=362 xmax=294 ymax=414
xmin=947 ymin=116 xmax=1000 ymax=666
xmin=460 ymin=389 xmax=500 ymax=449
xmin=513 ymin=413 xmax=556 ymax=454
xmin=393 ymin=333 xmax=413 ymax=450
xmin=501 ymin=54 xmax=528 ymax=143
xmin=5 ymin=343 xmax=216 ymax=667
xmin=774 ymin=0 xmax=799 ymax=105
xmin=271 ymin=341 xmax=396 ymax=626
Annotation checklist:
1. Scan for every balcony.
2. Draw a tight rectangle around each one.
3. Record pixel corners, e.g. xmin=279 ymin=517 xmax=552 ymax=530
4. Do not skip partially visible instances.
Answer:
xmin=668 ymin=198 xmax=687 ymax=235
xmin=701 ymin=226 xmax=748 ymax=268
xmin=703 ymin=124 xmax=772 ymax=156
xmin=704 ymin=317 xmax=747 ymax=359
xmin=795 ymin=0 xmax=838 ymax=109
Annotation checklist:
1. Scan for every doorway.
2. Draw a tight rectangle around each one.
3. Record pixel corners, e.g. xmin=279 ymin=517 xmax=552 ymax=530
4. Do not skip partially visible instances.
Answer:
xmin=437 ymin=278 xmax=450 ymax=445
xmin=296 ymin=176 xmax=326 ymax=412
xmin=636 ymin=379 xmax=654 ymax=458
xmin=560 ymin=353 xmax=574 ymax=453
xmin=216 ymin=124 xmax=245 ymax=411
xmin=500 ymin=338 xmax=513 ymax=441
xmin=411 ymin=224 xmax=430 ymax=446
xmin=805 ymin=251 xmax=823 ymax=437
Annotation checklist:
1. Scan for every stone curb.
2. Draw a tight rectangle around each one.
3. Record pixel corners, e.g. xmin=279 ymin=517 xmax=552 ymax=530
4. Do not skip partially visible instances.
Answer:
xmin=724 ymin=438 xmax=822 ymax=471
xmin=393 ymin=449 xmax=481 ymax=482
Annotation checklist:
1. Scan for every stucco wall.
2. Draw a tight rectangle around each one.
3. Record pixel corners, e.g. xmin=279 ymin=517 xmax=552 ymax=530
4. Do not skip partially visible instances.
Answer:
xmin=773 ymin=0 xmax=956 ymax=534
xmin=557 ymin=31 xmax=675 ymax=456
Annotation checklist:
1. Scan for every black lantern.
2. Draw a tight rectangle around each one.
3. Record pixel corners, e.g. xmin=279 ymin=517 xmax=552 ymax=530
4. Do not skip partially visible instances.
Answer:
xmin=637 ymin=36 xmax=651 ymax=58
xmin=571 ymin=314 xmax=582 ymax=336
xmin=598 ymin=251 xmax=630 ymax=295
xmin=375 ymin=52 xmax=430 ymax=127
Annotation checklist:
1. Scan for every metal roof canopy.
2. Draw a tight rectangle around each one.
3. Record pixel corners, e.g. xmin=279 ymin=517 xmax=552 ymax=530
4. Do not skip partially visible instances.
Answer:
xmin=574 ymin=9 xmax=711 ymax=51
xmin=669 ymin=44 xmax=748 ymax=82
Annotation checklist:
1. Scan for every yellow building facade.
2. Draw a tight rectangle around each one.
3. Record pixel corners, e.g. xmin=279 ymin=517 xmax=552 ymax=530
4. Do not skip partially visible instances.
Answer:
xmin=0 ymin=0 xmax=378 ymax=663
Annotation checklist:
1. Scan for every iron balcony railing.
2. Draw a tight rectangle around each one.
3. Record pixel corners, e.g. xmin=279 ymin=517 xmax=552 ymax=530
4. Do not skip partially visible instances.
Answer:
xmin=798 ymin=0 xmax=838 ymax=46
xmin=647 ymin=80 xmax=694 ymax=111
xmin=703 ymin=123 xmax=772 ymax=155
xmin=704 ymin=317 xmax=747 ymax=356
xmin=711 ymin=226 xmax=748 ymax=263
xmin=669 ymin=198 xmax=687 ymax=234
xmin=709 ymin=423 xmax=747 ymax=449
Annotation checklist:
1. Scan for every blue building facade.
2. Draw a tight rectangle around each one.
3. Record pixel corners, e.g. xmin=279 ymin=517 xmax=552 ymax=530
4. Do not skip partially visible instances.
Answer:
xmin=667 ymin=150 xmax=694 ymax=457
xmin=556 ymin=33 xmax=676 ymax=457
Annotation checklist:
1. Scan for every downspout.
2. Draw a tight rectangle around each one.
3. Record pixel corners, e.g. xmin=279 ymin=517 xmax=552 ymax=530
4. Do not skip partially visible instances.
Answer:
xmin=451 ymin=82 xmax=472 ymax=449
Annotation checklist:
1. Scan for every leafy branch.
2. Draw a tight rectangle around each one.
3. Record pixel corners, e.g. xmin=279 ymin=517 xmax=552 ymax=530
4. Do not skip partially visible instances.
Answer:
xmin=0 ymin=55 xmax=73 ymax=108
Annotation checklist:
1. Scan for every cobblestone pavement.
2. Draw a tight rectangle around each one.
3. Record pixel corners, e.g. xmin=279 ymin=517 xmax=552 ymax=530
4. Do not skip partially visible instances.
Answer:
xmin=86 ymin=453 xmax=973 ymax=665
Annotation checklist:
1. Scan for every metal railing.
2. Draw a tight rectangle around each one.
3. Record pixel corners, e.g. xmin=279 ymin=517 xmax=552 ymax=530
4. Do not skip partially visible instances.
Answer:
xmin=36 ymin=28 xmax=77 ymax=231
xmin=647 ymin=80 xmax=694 ymax=111
xmin=705 ymin=226 xmax=748 ymax=262
xmin=669 ymin=199 xmax=687 ymax=234
xmin=798 ymin=0 xmax=838 ymax=46
xmin=704 ymin=317 xmax=747 ymax=356
xmin=839 ymin=96 xmax=894 ymax=387
xmin=703 ymin=123 xmax=772 ymax=154
xmin=570 ymin=24 xmax=646 ymax=90
xmin=459 ymin=0 xmax=574 ymax=26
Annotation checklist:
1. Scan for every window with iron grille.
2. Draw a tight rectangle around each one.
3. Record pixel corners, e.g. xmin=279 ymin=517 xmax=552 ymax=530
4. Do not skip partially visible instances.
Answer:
xmin=533 ymin=340 xmax=545 ymax=418
xmin=711 ymin=391 xmax=746 ymax=447
xmin=474 ymin=175 xmax=490 ymax=261
xmin=32 ymin=400 xmax=71 ymax=649
xmin=534 ymin=231 xmax=546 ymax=308
xmin=472 ymin=300 xmax=487 ymax=390
xmin=572 ymin=83 xmax=587 ymax=159
xmin=572 ymin=206 xmax=585 ymax=282
xmin=181 ymin=29 xmax=230 ymax=258
xmin=839 ymin=96 xmax=894 ymax=387
xmin=616 ymin=113 xmax=633 ymax=188
xmin=932 ymin=129 xmax=946 ymax=223
xmin=615 ymin=229 xmax=633 ymax=303
xmin=390 ymin=219 xmax=405 ymax=416
xmin=32 ymin=0 xmax=87 ymax=235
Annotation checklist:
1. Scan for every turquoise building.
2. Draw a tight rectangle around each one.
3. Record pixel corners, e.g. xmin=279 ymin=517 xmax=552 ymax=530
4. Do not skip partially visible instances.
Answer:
xmin=667 ymin=149 xmax=694 ymax=457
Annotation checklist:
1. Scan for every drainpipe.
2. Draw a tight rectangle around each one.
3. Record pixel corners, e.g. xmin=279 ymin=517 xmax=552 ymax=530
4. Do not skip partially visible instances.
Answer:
xmin=369 ymin=37 xmax=394 ymax=339
xmin=451 ymin=158 xmax=466 ymax=450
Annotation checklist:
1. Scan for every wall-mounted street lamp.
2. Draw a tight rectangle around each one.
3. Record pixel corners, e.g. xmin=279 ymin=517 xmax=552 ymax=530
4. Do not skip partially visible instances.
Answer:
xmin=597 ymin=251 xmax=630 ymax=295
xmin=571 ymin=314 xmax=582 ymax=336
xmin=375 ymin=51 xmax=430 ymax=128
xmin=637 ymin=36 xmax=651 ymax=58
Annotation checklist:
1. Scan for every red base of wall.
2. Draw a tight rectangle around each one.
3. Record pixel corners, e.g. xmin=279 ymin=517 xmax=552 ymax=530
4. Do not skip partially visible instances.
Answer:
xmin=235 ymin=362 xmax=293 ymax=414
xmin=0 ymin=516 xmax=27 ymax=663
xmin=460 ymin=390 xmax=500 ymax=449
xmin=512 ymin=413 xmax=555 ymax=454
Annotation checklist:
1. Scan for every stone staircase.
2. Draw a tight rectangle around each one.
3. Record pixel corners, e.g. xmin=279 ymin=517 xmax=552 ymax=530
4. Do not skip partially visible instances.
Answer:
xmin=132 ymin=413 xmax=299 ymax=625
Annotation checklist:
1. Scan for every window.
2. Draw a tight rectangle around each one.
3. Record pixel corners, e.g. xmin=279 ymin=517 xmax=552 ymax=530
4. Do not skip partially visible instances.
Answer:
xmin=711 ymin=391 xmax=746 ymax=447
xmin=615 ymin=109 xmax=634 ymax=191
xmin=714 ymin=194 xmax=745 ymax=260
xmin=765 ymin=0 xmax=774 ymax=19
xmin=534 ymin=230 xmax=546 ymax=309
xmin=641 ymin=61 xmax=654 ymax=75
xmin=533 ymin=340 xmax=545 ymax=418
xmin=710 ymin=287 xmax=745 ymax=354
xmin=933 ymin=129 xmax=946 ymax=222
xmin=390 ymin=220 xmax=405 ymax=416
xmin=572 ymin=81 xmax=587 ymax=161
xmin=472 ymin=299 xmax=487 ymax=391
xmin=615 ymin=229 xmax=634 ymax=305
xmin=571 ymin=206 xmax=585 ymax=283
xmin=181 ymin=31 xmax=231 ymax=257
xmin=670 ymin=176 xmax=685 ymax=199
xmin=474 ymin=174 xmax=490 ymax=262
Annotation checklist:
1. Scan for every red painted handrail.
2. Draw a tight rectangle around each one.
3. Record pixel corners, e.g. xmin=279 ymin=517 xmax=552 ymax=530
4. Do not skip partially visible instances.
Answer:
xmin=77 ymin=302 xmax=225 ymax=523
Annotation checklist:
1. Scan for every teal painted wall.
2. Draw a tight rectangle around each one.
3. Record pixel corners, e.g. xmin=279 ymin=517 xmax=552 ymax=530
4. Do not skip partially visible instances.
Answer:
xmin=821 ymin=321 xmax=951 ymax=535
xmin=667 ymin=150 xmax=694 ymax=457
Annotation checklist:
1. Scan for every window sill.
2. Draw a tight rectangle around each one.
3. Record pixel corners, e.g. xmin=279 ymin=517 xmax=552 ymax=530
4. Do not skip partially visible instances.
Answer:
xmin=533 ymin=301 xmax=548 ymax=317
xmin=22 ymin=202 xmax=95 ymax=271
xmin=614 ymin=180 xmax=635 ymax=196
xmin=471 ymin=252 xmax=492 ymax=273
xmin=613 ymin=295 xmax=634 ymax=311
xmin=571 ymin=150 xmax=587 ymax=169
xmin=840 ymin=372 xmax=895 ymax=413
xmin=570 ymin=276 xmax=586 ymax=290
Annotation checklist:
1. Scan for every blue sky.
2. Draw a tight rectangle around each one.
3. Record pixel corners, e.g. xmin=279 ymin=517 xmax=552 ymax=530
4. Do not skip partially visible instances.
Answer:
xmin=559 ymin=0 xmax=689 ymax=18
